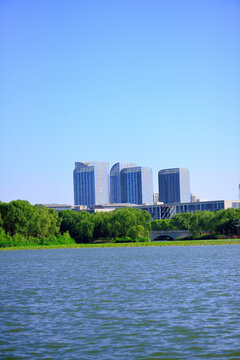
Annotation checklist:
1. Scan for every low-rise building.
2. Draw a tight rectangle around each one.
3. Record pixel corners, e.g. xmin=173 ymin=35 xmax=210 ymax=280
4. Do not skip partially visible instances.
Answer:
xmin=41 ymin=204 xmax=87 ymax=212
xmin=43 ymin=200 xmax=240 ymax=220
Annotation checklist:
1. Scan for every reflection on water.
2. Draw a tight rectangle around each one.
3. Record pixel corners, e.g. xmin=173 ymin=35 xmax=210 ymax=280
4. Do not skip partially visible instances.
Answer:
xmin=0 ymin=245 xmax=240 ymax=359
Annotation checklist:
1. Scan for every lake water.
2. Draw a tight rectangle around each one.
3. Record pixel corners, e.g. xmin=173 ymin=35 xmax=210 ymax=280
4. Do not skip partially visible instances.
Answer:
xmin=0 ymin=245 xmax=240 ymax=359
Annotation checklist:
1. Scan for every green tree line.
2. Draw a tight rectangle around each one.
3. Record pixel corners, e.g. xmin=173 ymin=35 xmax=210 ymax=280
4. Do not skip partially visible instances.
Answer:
xmin=0 ymin=200 xmax=151 ymax=247
xmin=0 ymin=200 xmax=239 ymax=247
xmin=0 ymin=200 xmax=75 ymax=247
xmin=151 ymin=209 xmax=240 ymax=238
xmin=58 ymin=207 xmax=151 ymax=243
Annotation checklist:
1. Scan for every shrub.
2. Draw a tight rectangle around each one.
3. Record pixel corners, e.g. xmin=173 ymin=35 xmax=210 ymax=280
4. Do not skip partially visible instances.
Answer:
xmin=0 ymin=239 xmax=13 ymax=248
xmin=196 ymin=234 xmax=218 ymax=240
xmin=136 ymin=236 xmax=150 ymax=243
xmin=115 ymin=237 xmax=133 ymax=243
xmin=41 ymin=233 xmax=75 ymax=246
xmin=0 ymin=228 xmax=13 ymax=247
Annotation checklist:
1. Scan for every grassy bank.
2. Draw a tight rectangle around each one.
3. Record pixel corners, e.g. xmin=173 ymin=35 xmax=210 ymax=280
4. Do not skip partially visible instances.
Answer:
xmin=1 ymin=239 xmax=240 ymax=251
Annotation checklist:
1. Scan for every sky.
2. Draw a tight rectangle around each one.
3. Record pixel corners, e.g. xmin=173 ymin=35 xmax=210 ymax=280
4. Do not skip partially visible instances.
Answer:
xmin=0 ymin=0 xmax=239 ymax=204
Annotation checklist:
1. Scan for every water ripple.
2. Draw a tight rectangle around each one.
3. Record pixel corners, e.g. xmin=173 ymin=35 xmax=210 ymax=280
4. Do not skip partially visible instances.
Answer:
xmin=0 ymin=245 xmax=240 ymax=359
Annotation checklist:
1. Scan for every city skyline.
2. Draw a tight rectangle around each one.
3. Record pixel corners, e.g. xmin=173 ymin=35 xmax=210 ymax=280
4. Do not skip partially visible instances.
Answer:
xmin=73 ymin=161 xmax=229 ymax=207
xmin=74 ymin=161 xmax=155 ymax=207
xmin=73 ymin=161 xmax=240 ymax=208
xmin=75 ymin=162 xmax=198 ymax=207
xmin=0 ymin=0 xmax=239 ymax=204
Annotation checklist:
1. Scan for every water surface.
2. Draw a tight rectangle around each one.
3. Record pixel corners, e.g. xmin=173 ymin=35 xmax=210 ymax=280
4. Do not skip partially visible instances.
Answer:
xmin=0 ymin=245 xmax=240 ymax=359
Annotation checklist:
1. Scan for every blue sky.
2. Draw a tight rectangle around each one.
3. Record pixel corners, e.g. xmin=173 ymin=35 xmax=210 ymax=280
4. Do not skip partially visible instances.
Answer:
xmin=0 ymin=0 xmax=239 ymax=204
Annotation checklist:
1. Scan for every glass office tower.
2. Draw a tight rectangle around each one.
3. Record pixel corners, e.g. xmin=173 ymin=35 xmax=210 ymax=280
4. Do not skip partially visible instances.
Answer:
xmin=120 ymin=166 xmax=153 ymax=205
xmin=110 ymin=162 xmax=136 ymax=203
xmin=158 ymin=168 xmax=190 ymax=203
xmin=73 ymin=162 xmax=109 ymax=207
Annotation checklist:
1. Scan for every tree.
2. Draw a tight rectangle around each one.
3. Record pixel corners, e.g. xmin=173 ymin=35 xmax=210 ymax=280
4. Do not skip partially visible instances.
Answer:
xmin=108 ymin=208 xmax=151 ymax=239
xmin=0 ymin=201 xmax=61 ymax=238
xmin=171 ymin=212 xmax=193 ymax=230
xmin=127 ymin=225 xmax=145 ymax=239
xmin=197 ymin=211 xmax=215 ymax=234
xmin=107 ymin=220 xmax=122 ymax=239
xmin=215 ymin=208 xmax=240 ymax=236
xmin=59 ymin=210 xmax=95 ymax=242
xmin=151 ymin=219 xmax=173 ymax=230
xmin=92 ymin=212 xmax=110 ymax=240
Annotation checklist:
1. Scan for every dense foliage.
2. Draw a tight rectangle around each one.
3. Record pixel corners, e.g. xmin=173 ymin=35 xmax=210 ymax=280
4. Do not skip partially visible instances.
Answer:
xmin=151 ymin=209 xmax=240 ymax=238
xmin=0 ymin=200 xmax=239 ymax=248
xmin=0 ymin=200 xmax=60 ymax=237
xmin=58 ymin=207 xmax=151 ymax=243
xmin=0 ymin=201 xmax=151 ymax=247
xmin=0 ymin=200 xmax=75 ymax=247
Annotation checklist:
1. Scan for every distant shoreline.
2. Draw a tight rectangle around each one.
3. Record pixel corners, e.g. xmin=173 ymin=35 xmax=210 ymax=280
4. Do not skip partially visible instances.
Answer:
xmin=1 ymin=239 xmax=240 ymax=251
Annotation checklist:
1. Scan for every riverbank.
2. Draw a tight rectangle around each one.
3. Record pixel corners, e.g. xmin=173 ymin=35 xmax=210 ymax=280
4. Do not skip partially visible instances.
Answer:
xmin=1 ymin=239 xmax=240 ymax=250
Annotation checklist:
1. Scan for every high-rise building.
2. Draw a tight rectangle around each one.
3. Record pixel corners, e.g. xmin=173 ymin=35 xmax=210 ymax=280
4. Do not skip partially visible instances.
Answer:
xmin=110 ymin=162 xmax=136 ymax=203
xmin=153 ymin=193 xmax=159 ymax=204
xmin=158 ymin=168 xmax=190 ymax=203
xmin=73 ymin=162 xmax=109 ymax=207
xmin=120 ymin=166 xmax=153 ymax=205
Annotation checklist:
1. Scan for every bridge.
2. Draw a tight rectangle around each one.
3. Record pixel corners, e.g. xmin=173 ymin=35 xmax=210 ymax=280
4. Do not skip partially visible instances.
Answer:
xmin=150 ymin=230 xmax=191 ymax=241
